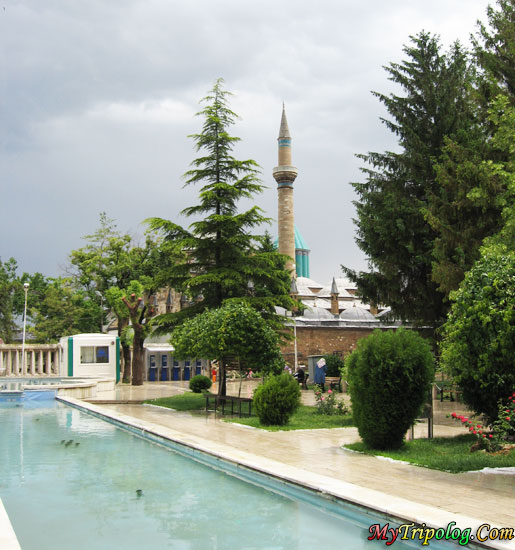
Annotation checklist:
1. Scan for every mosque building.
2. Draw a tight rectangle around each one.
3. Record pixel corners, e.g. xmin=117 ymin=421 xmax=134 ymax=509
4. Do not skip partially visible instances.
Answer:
xmin=272 ymin=106 xmax=398 ymax=366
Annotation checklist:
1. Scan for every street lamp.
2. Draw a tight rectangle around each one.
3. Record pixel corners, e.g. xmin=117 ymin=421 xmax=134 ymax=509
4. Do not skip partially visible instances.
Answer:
xmin=21 ymin=282 xmax=29 ymax=375
xmin=289 ymin=277 xmax=299 ymax=371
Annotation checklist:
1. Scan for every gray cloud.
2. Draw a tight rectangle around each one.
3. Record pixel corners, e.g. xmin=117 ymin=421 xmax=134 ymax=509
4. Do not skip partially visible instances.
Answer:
xmin=0 ymin=0 xmax=490 ymax=283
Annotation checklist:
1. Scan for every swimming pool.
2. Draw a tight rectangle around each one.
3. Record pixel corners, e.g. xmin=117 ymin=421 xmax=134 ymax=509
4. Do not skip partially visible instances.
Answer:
xmin=0 ymin=400 xmax=463 ymax=549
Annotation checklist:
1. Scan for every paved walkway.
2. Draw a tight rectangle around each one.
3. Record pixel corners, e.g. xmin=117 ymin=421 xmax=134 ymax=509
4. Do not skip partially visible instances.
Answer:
xmin=87 ymin=381 xmax=515 ymax=543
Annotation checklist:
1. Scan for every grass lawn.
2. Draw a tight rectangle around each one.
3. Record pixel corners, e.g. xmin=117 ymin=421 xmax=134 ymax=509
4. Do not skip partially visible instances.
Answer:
xmin=226 ymin=405 xmax=354 ymax=431
xmin=345 ymin=434 xmax=515 ymax=473
xmin=145 ymin=394 xmax=354 ymax=431
xmin=145 ymin=392 xmax=207 ymax=411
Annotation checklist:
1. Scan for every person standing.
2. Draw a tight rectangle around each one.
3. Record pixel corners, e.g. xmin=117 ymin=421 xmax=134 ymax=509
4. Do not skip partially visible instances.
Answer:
xmin=314 ymin=358 xmax=327 ymax=392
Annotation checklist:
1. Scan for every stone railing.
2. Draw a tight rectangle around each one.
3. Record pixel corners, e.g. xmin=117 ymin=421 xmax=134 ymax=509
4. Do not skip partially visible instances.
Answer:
xmin=0 ymin=344 xmax=60 ymax=377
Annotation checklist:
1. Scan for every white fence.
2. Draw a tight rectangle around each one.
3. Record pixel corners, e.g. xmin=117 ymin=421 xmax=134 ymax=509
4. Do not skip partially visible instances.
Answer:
xmin=0 ymin=345 xmax=60 ymax=377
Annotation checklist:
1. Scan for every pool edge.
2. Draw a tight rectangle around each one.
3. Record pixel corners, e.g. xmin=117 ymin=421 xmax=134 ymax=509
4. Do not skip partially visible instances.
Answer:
xmin=56 ymin=396 xmax=515 ymax=550
xmin=0 ymin=498 xmax=21 ymax=550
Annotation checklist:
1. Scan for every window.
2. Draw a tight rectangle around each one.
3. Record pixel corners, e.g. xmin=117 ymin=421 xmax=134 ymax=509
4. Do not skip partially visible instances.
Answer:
xmin=80 ymin=346 xmax=109 ymax=364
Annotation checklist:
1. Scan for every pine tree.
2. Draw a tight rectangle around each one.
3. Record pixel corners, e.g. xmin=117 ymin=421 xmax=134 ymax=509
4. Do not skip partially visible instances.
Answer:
xmin=344 ymin=33 xmax=476 ymax=326
xmin=148 ymin=79 xmax=296 ymax=332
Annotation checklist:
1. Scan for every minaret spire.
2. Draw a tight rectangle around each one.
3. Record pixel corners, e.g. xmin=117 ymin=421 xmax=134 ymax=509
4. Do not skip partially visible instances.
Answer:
xmin=273 ymin=104 xmax=298 ymax=274
xmin=279 ymin=104 xmax=291 ymax=139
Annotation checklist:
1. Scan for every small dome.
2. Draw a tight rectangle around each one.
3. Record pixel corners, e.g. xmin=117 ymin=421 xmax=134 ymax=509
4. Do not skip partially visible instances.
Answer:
xmin=301 ymin=306 xmax=335 ymax=320
xmin=339 ymin=304 xmax=376 ymax=321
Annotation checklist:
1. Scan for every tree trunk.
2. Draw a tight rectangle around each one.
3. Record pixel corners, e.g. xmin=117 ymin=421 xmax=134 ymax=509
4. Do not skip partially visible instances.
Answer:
xmin=122 ymin=344 xmax=132 ymax=384
xmin=237 ymin=358 xmax=242 ymax=398
xmin=131 ymin=325 xmax=144 ymax=386
xmin=217 ymin=357 xmax=227 ymax=397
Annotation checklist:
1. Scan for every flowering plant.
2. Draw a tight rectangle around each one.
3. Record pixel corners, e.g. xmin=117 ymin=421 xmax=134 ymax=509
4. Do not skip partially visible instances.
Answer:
xmin=313 ymin=385 xmax=348 ymax=416
xmin=451 ymin=391 xmax=515 ymax=452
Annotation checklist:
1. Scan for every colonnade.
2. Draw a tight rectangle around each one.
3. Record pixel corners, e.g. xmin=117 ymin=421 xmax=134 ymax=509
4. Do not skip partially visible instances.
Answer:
xmin=0 ymin=345 xmax=60 ymax=377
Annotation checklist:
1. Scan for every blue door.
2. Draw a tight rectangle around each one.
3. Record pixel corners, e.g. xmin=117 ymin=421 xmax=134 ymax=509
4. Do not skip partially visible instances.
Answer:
xmin=149 ymin=355 xmax=157 ymax=382
xmin=195 ymin=360 xmax=202 ymax=376
xmin=184 ymin=360 xmax=191 ymax=381
xmin=172 ymin=360 xmax=180 ymax=381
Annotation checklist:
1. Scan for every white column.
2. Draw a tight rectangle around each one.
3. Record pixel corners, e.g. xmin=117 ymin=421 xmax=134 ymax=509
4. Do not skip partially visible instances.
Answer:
xmin=14 ymin=350 xmax=19 ymax=376
xmin=29 ymin=350 xmax=35 ymax=376
xmin=6 ymin=350 xmax=12 ymax=376
xmin=0 ymin=350 xmax=3 ymax=375
xmin=38 ymin=350 xmax=44 ymax=375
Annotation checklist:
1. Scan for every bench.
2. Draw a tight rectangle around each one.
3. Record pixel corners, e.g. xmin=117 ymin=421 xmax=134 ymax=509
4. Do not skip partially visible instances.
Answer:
xmin=205 ymin=394 xmax=252 ymax=417
xmin=409 ymin=402 xmax=433 ymax=439
xmin=434 ymin=383 xmax=463 ymax=403
xmin=325 ymin=377 xmax=342 ymax=392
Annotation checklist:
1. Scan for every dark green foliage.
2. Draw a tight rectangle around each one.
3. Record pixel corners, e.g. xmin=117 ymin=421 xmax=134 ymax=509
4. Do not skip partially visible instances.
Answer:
xmin=323 ymin=354 xmax=345 ymax=377
xmin=344 ymin=33 xmax=476 ymax=325
xmin=347 ymin=328 xmax=434 ymax=450
xmin=253 ymin=373 xmax=301 ymax=426
xmin=440 ymin=250 xmax=515 ymax=425
xmin=473 ymin=0 xmax=515 ymax=103
xmin=147 ymin=79 xmax=296 ymax=336
xmin=189 ymin=375 xmax=212 ymax=393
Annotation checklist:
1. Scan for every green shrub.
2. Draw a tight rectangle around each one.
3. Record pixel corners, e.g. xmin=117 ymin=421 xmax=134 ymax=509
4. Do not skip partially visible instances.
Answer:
xmin=189 ymin=375 xmax=212 ymax=393
xmin=253 ymin=373 xmax=301 ymax=426
xmin=347 ymin=328 xmax=433 ymax=450
xmin=323 ymin=354 xmax=345 ymax=377
xmin=440 ymin=250 xmax=515 ymax=425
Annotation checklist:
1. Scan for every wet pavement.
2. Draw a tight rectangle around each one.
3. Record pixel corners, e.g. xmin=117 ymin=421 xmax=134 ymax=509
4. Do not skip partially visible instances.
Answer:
xmin=85 ymin=380 xmax=515 ymax=532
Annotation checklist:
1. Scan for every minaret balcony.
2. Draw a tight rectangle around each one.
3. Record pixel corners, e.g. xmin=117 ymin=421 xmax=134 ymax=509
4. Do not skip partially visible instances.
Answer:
xmin=273 ymin=165 xmax=298 ymax=186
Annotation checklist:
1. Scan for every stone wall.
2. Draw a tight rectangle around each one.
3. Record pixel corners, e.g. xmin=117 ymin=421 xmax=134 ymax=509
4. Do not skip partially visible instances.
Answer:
xmin=280 ymin=325 xmax=377 ymax=366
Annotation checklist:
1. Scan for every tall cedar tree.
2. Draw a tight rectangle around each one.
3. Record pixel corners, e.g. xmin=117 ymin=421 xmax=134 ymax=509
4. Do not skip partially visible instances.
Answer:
xmin=147 ymin=79 xmax=296 ymax=334
xmin=343 ymin=33 xmax=476 ymax=327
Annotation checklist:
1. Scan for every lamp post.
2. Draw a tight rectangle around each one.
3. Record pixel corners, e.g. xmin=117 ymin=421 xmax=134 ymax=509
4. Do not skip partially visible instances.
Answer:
xmin=21 ymin=282 xmax=29 ymax=375
xmin=289 ymin=277 xmax=299 ymax=371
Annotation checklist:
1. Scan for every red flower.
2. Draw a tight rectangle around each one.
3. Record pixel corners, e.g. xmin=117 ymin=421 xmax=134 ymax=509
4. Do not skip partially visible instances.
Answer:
xmin=489 ymin=434 xmax=493 ymax=439
xmin=451 ymin=412 xmax=457 ymax=418
xmin=473 ymin=430 xmax=477 ymax=434
xmin=482 ymin=434 xmax=486 ymax=438
xmin=506 ymin=417 xmax=511 ymax=421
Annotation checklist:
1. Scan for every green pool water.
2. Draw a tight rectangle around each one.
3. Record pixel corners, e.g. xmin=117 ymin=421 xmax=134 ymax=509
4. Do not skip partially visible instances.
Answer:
xmin=0 ymin=401 xmax=457 ymax=549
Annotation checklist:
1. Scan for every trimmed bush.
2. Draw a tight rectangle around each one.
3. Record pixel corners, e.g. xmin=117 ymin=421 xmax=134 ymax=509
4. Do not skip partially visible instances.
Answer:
xmin=347 ymin=328 xmax=433 ymax=450
xmin=189 ymin=375 xmax=212 ymax=393
xmin=253 ymin=373 xmax=301 ymax=426
xmin=323 ymin=354 xmax=345 ymax=377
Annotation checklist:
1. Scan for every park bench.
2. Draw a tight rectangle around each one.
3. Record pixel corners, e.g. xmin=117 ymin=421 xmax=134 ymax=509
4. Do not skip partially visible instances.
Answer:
xmin=434 ymin=383 xmax=463 ymax=403
xmin=205 ymin=394 xmax=252 ymax=417
xmin=325 ymin=376 xmax=343 ymax=392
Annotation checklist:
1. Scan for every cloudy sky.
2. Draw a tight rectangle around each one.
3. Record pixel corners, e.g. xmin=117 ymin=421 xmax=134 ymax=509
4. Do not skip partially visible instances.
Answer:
xmin=0 ymin=0 xmax=491 ymax=284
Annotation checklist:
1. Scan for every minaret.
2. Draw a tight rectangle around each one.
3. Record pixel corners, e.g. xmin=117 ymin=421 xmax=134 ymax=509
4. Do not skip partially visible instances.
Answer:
xmin=273 ymin=105 xmax=298 ymax=274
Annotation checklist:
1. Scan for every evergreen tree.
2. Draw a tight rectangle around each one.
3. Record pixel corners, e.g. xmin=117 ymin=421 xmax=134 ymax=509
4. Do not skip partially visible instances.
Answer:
xmin=473 ymin=0 xmax=515 ymax=103
xmin=344 ymin=33 xmax=476 ymax=326
xmin=148 ymin=79 xmax=296 ymax=333
xmin=425 ymin=0 xmax=515 ymax=295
